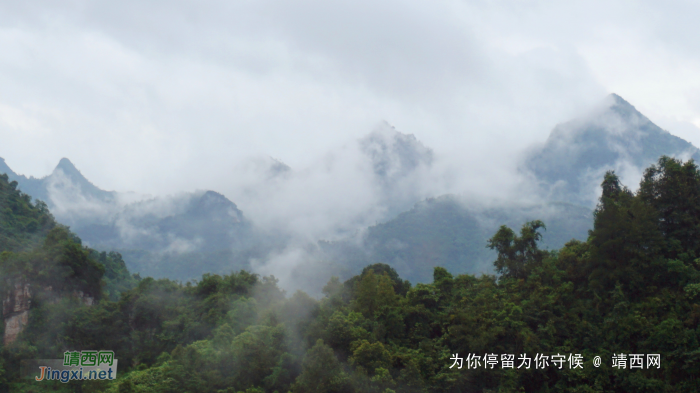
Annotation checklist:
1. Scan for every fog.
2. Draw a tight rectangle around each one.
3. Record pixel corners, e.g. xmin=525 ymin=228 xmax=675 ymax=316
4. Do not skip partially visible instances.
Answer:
xmin=3 ymin=1 xmax=700 ymax=290
xmin=1 ymin=0 xmax=632 ymax=196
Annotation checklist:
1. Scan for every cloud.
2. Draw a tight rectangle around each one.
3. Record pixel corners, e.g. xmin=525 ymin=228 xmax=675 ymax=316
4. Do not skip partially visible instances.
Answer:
xmin=45 ymin=169 xmax=120 ymax=226
xmin=0 ymin=0 xmax=610 ymax=198
xmin=5 ymin=1 xmax=700 ymax=289
xmin=220 ymin=122 xmax=444 ymax=242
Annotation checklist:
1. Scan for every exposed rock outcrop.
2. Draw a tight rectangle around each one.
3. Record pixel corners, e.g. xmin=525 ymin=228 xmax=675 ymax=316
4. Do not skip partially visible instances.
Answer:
xmin=73 ymin=290 xmax=95 ymax=306
xmin=2 ymin=283 xmax=95 ymax=344
xmin=3 ymin=282 xmax=31 ymax=345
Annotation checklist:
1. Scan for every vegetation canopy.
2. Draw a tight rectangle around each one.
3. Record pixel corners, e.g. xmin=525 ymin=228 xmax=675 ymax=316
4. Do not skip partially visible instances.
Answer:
xmin=2 ymin=156 xmax=700 ymax=392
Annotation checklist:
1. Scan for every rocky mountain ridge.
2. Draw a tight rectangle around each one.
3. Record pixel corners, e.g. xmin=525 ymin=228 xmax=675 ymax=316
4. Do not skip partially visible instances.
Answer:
xmin=525 ymin=93 xmax=700 ymax=205
xmin=2 ymin=94 xmax=698 ymax=286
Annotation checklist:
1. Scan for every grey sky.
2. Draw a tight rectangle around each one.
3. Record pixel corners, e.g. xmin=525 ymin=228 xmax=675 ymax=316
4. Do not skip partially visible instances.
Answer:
xmin=1 ymin=0 xmax=699 ymax=199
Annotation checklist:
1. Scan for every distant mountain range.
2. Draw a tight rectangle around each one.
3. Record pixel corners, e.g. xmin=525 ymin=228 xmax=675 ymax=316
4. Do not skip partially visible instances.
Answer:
xmin=318 ymin=94 xmax=700 ymax=283
xmin=0 ymin=157 xmax=115 ymax=205
xmin=319 ymin=197 xmax=592 ymax=283
xmin=0 ymin=157 xmax=256 ymax=251
xmin=77 ymin=190 xmax=254 ymax=251
xmin=525 ymin=94 xmax=700 ymax=206
xmin=2 ymin=93 xmax=698 ymax=287
xmin=0 ymin=157 xmax=273 ymax=280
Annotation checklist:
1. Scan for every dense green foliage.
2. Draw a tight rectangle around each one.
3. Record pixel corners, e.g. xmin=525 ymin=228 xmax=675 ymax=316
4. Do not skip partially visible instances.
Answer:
xmin=0 ymin=173 xmax=56 ymax=252
xmin=5 ymin=156 xmax=700 ymax=391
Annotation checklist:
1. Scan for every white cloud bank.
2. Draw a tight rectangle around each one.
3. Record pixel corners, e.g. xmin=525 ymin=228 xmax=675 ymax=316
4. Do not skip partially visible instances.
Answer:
xmin=0 ymin=0 xmax=626 ymax=199
xmin=4 ymin=1 xmax=700 ymax=289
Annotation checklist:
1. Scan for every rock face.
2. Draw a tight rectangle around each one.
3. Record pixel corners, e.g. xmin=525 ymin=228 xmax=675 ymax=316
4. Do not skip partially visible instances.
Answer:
xmin=73 ymin=290 xmax=95 ymax=307
xmin=3 ymin=282 xmax=32 ymax=345
xmin=2 ymin=283 xmax=95 ymax=344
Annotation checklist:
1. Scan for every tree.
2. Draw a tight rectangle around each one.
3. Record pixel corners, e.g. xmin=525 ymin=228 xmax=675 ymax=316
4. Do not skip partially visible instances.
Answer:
xmin=638 ymin=156 xmax=700 ymax=261
xmin=292 ymin=339 xmax=352 ymax=393
xmin=588 ymin=170 xmax=665 ymax=295
xmin=487 ymin=220 xmax=547 ymax=280
xmin=352 ymin=269 xmax=399 ymax=318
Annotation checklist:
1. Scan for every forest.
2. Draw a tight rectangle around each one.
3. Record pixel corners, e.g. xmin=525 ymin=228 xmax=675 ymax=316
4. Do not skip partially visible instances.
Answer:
xmin=2 ymin=155 xmax=700 ymax=392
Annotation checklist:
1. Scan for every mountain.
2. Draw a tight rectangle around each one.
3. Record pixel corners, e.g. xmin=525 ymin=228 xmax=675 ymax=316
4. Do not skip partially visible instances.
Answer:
xmin=359 ymin=122 xmax=434 ymax=218
xmin=319 ymin=196 xmax=592 ymax=283
xmin=0 ymin=157 xmax=15 ymax=180
xmin=73 ymin=190 xmax=279 ymax=281
xmin=0 ymin=171 xmax=135 ymax=347
xmin=525 ymin=93 xmax=700 ymax=206
xmin=0 ymin=157 xmax=116 ymax=205
xmin=360 ymin=122 xmax=434 ymax=183
xmin=3 ymin=94 xmax=693 ymax=287
xmin=0 ymin=172 xmax=57 ymax=252
xmin=4 ymin=138 xmax=700 ymax=392
xmin=76 ymin=190 xmax=250 ymax=252
xmin=318 ymin=94 xmax=700 ymax=284
xmin=0 ymin=158 xmax=272 ymax=281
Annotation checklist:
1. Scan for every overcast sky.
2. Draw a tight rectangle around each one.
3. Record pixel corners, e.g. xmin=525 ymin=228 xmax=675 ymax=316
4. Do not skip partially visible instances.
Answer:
xmin=1 ymin=0 xmax=700 ymax=197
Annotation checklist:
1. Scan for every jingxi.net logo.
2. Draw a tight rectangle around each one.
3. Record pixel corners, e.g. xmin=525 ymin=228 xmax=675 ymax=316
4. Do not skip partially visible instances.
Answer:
xmin=22 ymin=350 xmax=118 ymax=383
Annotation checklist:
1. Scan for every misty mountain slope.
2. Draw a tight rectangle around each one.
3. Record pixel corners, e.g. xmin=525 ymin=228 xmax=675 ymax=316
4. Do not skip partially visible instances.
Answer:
xmin=76 ymin=191 xmax=251 ymax=251
xmin=0 ymin=157 xmax=116 ymax=206
xmin=221 ymin=123 xmax=438 ymax=245
xmin=361 ymin=126 xmax=433 ymax=180
xmin=0 ymin=158 xmax=256 ymax=243
xmin=525 ymin=94 xmax=700 ymax=206
xmin=337 ymin=94 xmax=695 ymax=285
xmin=0 ymin=158 xmax=277 ymax=281
xmin=5 ymin=94 xmax=692 ymax=288
xmin=359 ymin=122 xmax=435 ymax=218
xmin=320 ymin=195 xmax=592 ymax=284
xmin=69 ymin=190 xmax=285 ymax=281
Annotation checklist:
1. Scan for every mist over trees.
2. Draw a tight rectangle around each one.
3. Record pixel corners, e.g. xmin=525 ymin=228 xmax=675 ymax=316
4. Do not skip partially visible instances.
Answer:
xmin=5 ymin=0 xmax=700 ymax=390
xmin=4 ymin=95 xmax=696 ymax=294
xmin=4 ymin=95 xmax=700 ymax=391
xmin=3 ymin=156 xmax=700 ymax=391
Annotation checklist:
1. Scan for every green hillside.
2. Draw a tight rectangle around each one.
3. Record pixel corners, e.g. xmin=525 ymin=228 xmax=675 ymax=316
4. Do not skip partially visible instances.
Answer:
xmin=3 ymin=156 xmax=700 ymax=391
xmin=0 ymin=172 xmax=137 ymax=390
xmin=0 ymin=173 xmax=56 ymax=252
xmin=321 ymin=197 xmax=592 ymax=283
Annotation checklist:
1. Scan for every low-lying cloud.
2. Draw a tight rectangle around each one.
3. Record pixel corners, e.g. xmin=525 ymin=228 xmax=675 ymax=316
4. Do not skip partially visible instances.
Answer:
xmin=5 ymin=1 xmax=700 ymax=290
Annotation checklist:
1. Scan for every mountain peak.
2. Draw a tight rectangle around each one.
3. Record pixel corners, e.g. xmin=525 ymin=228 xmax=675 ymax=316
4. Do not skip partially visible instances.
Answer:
xmin=55 ymin=157 xmax=80 ymax=175
xmin=53 ymin=157 xmax=93 ymax=185
xmin=606 ymin=93 xmax=646 ymax=122
xmin=524 ymin=94 xmax=700 ymax=206
xmin=359 ymin=123 xmax=434 ymax=180
xmin=49 ymin=157 xmax=116 ymax=202
xmin=609 ymin=93 xmax=627 ymax=104
xmin=186 ymin=190 xmax=243 ymax=222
